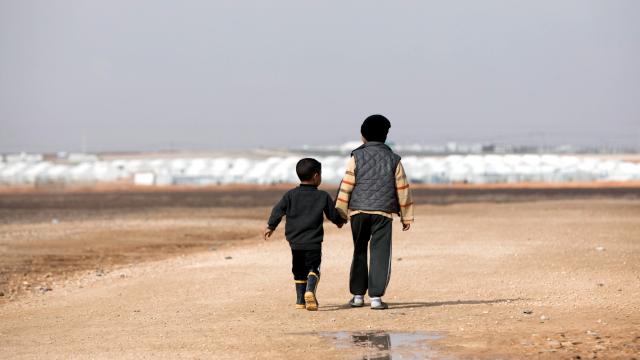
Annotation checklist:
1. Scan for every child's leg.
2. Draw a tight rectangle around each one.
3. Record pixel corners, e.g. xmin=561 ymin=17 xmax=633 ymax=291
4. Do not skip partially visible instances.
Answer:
xmin=303 ymin=249 xmax=321 ymax=277
xmin=303 ymin=249 xmax=322 ymax=311
xmin=367 ymin=215 xmax=393 ymax=298
xmin=349 ymin=214 xmax=372 ymax=296
xmin=291 ymin=250 xmax=308 ymax=309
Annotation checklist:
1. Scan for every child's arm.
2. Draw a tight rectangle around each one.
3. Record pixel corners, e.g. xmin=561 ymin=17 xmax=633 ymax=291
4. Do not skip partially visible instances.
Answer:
xmin=395 ymin=161 xmax=414 ymax=231
xmin=324 ymin=192 xmax=347 ymax=227
xmin=335 ymin=156 xmax=356 ymax=221
xmin=264 ymin=194 xmax=288 ymax=240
